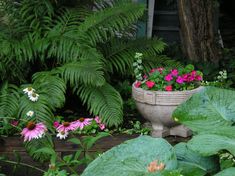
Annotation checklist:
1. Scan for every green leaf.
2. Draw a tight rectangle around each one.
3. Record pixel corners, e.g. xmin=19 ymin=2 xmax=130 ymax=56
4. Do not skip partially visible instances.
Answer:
xmin=187 ymin=134 xmax=235 ymax=156
xmin=68 ymin=138 xmax=82 ymax=146
xmin=214 ymin=167 xmax=235 ymax=176
xmin=173 ymin=87 xmax=235 ymax=133
xmin=82 ymin=132 xmax=110 ymax=150
xmin=174 ymin=143 xmax=219 ymax=175
xmin=81 ymin=136 xmax=178 ymax=176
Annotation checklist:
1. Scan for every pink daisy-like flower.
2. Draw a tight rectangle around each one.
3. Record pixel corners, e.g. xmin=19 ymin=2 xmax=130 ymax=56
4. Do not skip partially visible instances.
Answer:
xmin=99 ymin=123 xmax=105 ymax=130
xmin=171 ymin=69 xmax=178 ymax=76
xmin=56 ymin=121 xmax=77 ymax=132
xmin=146 ymin=81 xmax=155 ymax=89
xmin=95 ymin=116 xmax=101 ymax=124
xmin=21 ymin=122 xmax=47 ymax=142
xmin=75 ymin=118 xmax=92 ymax=130
xmin=165 ymin=74 xmax=173 ymax=82
xmin=134 ymin=81 xmax=142 ymax=88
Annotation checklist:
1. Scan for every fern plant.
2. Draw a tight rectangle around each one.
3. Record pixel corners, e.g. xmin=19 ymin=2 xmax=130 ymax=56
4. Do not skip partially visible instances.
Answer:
xmin=0 ymin=0 xmax=180 ymax=128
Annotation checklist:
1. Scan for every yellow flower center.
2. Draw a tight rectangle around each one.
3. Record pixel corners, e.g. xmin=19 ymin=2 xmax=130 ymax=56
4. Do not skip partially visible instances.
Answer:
xmin=79 ymin=118 xmax=85 ymax=122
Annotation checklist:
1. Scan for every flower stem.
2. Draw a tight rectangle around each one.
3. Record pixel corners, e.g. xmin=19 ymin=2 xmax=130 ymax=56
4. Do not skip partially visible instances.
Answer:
xmin=1 ymin=159 xmax=46 ymax=173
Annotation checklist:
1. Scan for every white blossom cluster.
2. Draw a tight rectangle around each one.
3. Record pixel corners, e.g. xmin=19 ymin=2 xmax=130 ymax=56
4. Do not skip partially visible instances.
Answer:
xmin=23 ymin=87 xmax=39 ymax=102
xmin=133 ymin=52 xmax=144 ymax=81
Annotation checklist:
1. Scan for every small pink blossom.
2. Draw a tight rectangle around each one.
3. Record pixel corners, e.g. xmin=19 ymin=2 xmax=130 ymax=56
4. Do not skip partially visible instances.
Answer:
xmin=191 ymin=70 xmax=197 ymax=76
xmin=134 ymin=81 xmax=141 ymax=88
xmin=195 ymin=75 xmax=202 ymax=81
xmin=75 ymin=118 xmax=92 ymax=130
xmin=143 ymin=74 xmax=148 ymax=79
xmin=165 ymin=85 xmax=173 ymax=91
xmin=21 ymin=122 xmax=47 ymax=142
xmin=95 ymin=116 xmax=101 ymax=124
xmin=53 ymin=121 xmax=60 ymax=128
xmin=99 ymin=123 xmax=105 ymax=130
xmin=149 ymin=68 xmax=157 ymax=73
xmin=171 ymin=69 xmax=178 ymax=76
xmin=146 ymin=81 xmax=155 ymax=89
xmin=165 ymin=74 xmax=173 ymax=82
xmin=157 ymin=67 xmax=164 ymax=74
xmin=187 ymin=75 xmax=195 ymax=82
xmin=57 ymin=121 xmax=77 ymax=132
xmin=11 ymin=120 xmax=19 ymax=127
xmin=176 ymin=76 xmax=184 ymax=84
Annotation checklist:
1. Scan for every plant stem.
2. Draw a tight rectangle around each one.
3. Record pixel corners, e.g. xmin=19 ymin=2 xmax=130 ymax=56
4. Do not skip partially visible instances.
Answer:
xmin=57 ymin=155 xmax=79 ymax=175
xmin=1 ymin=160 xmax=46 ymax=173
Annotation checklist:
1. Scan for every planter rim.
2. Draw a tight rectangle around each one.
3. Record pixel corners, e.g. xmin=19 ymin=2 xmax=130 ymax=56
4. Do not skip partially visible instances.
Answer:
xmin=132 ymin=82 xmax=204 ymax=95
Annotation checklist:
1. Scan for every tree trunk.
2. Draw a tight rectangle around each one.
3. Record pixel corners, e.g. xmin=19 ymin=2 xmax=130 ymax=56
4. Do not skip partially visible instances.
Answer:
xmin=178 ymin=0 xmax=221 ymax=64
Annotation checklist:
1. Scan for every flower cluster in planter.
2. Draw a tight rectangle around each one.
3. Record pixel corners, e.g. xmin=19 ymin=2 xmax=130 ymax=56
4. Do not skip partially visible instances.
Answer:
xmin=133 ymin=54 xmax=203 ymax=91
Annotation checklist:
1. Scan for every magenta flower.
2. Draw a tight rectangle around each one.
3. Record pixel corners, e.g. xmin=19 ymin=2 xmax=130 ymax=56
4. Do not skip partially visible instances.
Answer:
xmin=165 ymin=74 xmax=173 ymax=82
xmin=157 ymin=67 xmax=164 ymax=74
xmin=191 ymin=70 xmax=197 ymax=76
xmin=176 ymin=76 xmax=184 ymax=84
xmin=11 ymin=120 xmax=19 ymax=127
xmin=143 ymin=74 xmax=148 ymax=79
xmin=21 ymin=122 xmax=47 ymax=142
xmin=75 ymin=118 xmax=92 ymax=130
xmin=146 ymin=81 xmax=155 ymax=88
xmin=53 ymin=121 xmax=60 ymax=128
xmin=57 ymin=121 xmax=77 ymax=132
xmin=95 ymin=116 xmax=101 ymax=124
xmin=134 ymin=81 xmax=142 ymax=88
xmin=99 ymin=123 xmax=105 ymax=130
xmin=171 ymin=69 xmax=178 ymax=76
xmin=149 ymin=68 xmax=157 ymax=73
xmin=195 ymin=75 xmax=202 ymax=81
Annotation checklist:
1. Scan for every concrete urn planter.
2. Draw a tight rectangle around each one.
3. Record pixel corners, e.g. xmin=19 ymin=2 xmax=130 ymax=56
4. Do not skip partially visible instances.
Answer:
xmin=132 ymin=84 xmax=203 ymax=137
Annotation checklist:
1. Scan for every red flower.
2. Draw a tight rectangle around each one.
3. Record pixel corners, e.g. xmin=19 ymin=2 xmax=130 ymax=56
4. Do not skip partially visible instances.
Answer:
xmin=165 ymin=85 xmax=172 ymax=91
xmin=146 ymin=81 xmax=155 ymax=89
xmin=134 ymin=81 xmax=142 ymax=88
xmin=195 ymin=75 xmax=202 ymax=81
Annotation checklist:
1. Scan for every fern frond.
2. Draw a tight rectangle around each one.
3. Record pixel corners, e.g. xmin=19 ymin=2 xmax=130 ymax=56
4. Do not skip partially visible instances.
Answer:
xmin=75 ymin=83 xmax=123 ymax=127
xmin=32 ymin=71 xmax=66 ymax=109
xmin=0 ymin=82 xmax=20 ymax=117
xmin=100 ymin=38 xmax=167 ymax=74
xmin=61 ymin=58 xmax=105 ymax=87
xmin=77 ymin=2 xmax=145 ymax=45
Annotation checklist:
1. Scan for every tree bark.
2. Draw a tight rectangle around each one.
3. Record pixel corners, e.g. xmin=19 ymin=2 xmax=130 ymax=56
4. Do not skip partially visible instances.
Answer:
xmin=178 ymin=0 xmax=221 ymax=64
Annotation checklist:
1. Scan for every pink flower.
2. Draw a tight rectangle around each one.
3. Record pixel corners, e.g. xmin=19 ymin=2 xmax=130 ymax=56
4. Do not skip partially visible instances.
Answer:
xmin=146 ymin=81 xmax=155 ymax=89
xmin=99 ymin=123 xmax=105 ymax=130
xmin=176 ymin=76 xmax=184 ymax=84
xmin=191 ymin=70 xmax=197 ymax=76
xmin=11 ymin=120 xmax=19 ymax=127
xmin=187 ymin=75 xmax=195 ymax=82
xmin=134 ymin=81 xmax=141 ymax=88
xmin=157 ymin=67 xmax=164 ymax=73
xmin=165 ymin=85 xmax=173 ymax=91
xmin=195 ymin=75 xmax=202 ymax=81
xmin=143 ymin=74 xmax=148 ymax=79
xmin=150 ymin=68 xmax=157 ymax=73
xmin=171 ymin=69 xmax=178 ymax=76
xmin=182 ymin=74 xmax=189 ymax=81
xmin=165 ymin=74 xmax=173 ymax=82
xmin=94 ymin=116 xmax=101 ymax=124
xmin=57 ymin=121 xmax=77 ymax=132
xmin=21 ymin=122 xmax=47 ymax=142
xmin=53 ymin=121 xmax=60 ymax=128
xmin=75 ymin=118 xmax=92 ymax=130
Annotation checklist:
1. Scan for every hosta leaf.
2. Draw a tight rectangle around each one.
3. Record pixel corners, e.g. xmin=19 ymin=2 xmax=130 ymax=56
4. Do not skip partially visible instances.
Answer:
xmin=214 ymin=167 xmax=235 ymax=176
xmin=81 ymin=136 xmax=178 ymax=176
xmin=173 ymin=87 xmax=235 ymax=133
xmin=188 ymin=134 xmax=235 ymax=156
xmin=175 ymin=142 xmax=219 ymax=175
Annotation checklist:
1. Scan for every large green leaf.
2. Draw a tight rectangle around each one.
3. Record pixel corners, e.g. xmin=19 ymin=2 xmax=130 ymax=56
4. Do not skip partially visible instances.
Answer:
xmin=173 ymin=87 xmax=235 ymax=133
xmin=81 ymin=136 xmax=178 ymax=176
xmin=175 ymin=142 xmax=219 ymax=175
xmin=187 ymin=134 xmax=235 ymax=156
xmin=214 ymin=167 xmax=235 ymax=176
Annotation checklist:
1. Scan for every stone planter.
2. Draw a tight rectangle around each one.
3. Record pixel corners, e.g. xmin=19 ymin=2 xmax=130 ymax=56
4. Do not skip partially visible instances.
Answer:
xmin=132 ymin=84 xmax=203 ymax=137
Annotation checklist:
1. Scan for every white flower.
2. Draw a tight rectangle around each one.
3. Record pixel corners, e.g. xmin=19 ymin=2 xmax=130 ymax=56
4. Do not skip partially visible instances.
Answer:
xmin=134 ymin=52 xmax=143 ymax=59
xmin=23 ymin=87 xmax=35 ymax=95
xmin=26 ymin=110 xmax=34 ymax=117
xmin=56 ymin=131 xmax=69 ymax=140
xmin=28 ymin=93 xmax=39 ymax=102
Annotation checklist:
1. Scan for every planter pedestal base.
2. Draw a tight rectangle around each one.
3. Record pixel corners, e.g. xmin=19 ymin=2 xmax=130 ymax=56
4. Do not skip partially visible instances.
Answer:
xmin=151 ymin=125 xmax=192 ymax=138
